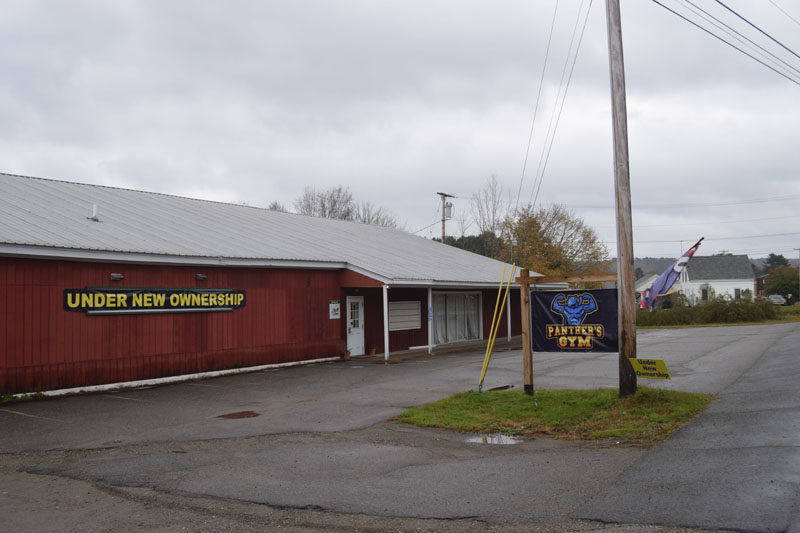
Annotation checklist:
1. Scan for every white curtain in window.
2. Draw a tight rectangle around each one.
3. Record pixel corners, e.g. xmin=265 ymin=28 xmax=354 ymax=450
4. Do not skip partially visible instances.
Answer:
xmin=433 ymin=293 xmax=481 ymax=344
xmin=433 ymin=294 xmax=448 ymax=344
xmin=465 ymin=294 xmax=480 ymax=340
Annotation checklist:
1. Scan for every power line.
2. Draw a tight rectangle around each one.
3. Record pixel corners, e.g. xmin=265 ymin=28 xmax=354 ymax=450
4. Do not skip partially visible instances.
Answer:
xmin=528 ymin=0 xmax=594 ymax=208
xmin=677 ymin=0 xmax=800 ymax=79
xmin=648 ymin=0 xmax=800 ymax=86
xmin=767 ymin=0 xmax=800 ymax=28
xmin=713 ymin=0 xmax=800 ymax=62
xmin=570 ymin=193 xmax=800 ymax=209
xmin=513 ymin=0 xmax=560 ymax=215
xmin=412 ymin=220 xmax=441 ymax=234
xmin=606 ymin=230 xmax=800 ymax=245
xmin=596 ymin=214 xmax=800 ymax=229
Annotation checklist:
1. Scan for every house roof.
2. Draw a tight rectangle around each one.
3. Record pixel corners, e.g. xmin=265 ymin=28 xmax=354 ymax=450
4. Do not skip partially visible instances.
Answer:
xmin=686 ymin=255 xmax=755 ymax=281
xmin=635 ymin=274 xmax=659 ymax=293
xmin=0 ymin=173 xmax=532 ymax=287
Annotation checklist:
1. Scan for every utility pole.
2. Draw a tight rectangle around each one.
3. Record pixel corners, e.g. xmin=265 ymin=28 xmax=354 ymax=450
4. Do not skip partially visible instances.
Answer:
xmin=605 ymin=0 xmax=637 ymax=397
xmin=436 ymin=192 xmax=455 ymax=244
xmin=795 ymin=248 xmax=800 ymax=302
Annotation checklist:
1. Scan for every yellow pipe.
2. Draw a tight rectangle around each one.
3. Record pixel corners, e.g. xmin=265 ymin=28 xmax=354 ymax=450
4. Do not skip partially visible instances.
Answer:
xmin=479 ymin=264 xmax=515 ymax=389
xmin=487 ymin=265 xmax=515 ymax=363
xmin=479 ymin=265 xmax=506 ymax=389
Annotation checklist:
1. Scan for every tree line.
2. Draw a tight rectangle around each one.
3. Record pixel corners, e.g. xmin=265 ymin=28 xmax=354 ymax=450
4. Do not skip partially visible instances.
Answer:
xmin=267 ymin=186 xmax=400 ymax=228
xmin=279 ymin=178 xmax=611 ymax=279
xmin=441 ymin=175 xmax=610 ymax=279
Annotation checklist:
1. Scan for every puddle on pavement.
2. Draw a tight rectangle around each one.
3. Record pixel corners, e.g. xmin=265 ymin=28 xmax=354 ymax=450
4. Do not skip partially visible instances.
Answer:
xmin=466 ymin=434 xmax=521 ymax=445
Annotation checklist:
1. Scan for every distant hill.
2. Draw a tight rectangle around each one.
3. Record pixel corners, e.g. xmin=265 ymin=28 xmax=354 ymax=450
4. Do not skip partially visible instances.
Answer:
xmin=610 ymin=257 xmax=675 ymax=275
xmin=609 ymin=256 xmax=796 ymax=277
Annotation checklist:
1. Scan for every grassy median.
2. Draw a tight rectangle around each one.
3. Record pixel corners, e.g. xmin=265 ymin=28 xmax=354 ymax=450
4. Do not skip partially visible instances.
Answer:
xmin=398 ymin=386 xmax=713 ymax=446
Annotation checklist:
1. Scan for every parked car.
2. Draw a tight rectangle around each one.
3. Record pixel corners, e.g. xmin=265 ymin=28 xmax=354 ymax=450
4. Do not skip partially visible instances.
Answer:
xmin=767 ymin=294 xmax=787 ymax=306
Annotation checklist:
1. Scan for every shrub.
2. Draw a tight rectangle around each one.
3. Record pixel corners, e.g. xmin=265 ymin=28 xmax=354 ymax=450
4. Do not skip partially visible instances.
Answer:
xmin=637 ymin=297 xmax=778 ymax=326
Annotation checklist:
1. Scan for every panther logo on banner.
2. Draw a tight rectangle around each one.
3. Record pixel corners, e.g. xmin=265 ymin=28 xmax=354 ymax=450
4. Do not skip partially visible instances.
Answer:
xmin=531 ymin=289 xmax=619 ymax=353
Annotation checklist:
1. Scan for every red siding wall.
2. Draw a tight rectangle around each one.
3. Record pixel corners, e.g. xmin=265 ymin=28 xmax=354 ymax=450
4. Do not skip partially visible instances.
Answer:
xmin=340 ymin=287 xmax=521 ymax=355
xmin=0 ymin=258 xmax=344 ymax=394
xmin=340 ymin=287 xmax=429 ymax=353
xmin=481 ymin=288 xmax=522 ymax=339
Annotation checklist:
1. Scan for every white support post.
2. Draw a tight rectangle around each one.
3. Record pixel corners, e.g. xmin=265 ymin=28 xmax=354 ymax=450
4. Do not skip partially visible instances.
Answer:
xmin=506 ymin=291 xmax=512 ymax=342
xmin=383 ymin=284 xmax=390 ymax=361
xmin=427 ymin=287 xmax=433 ymax=354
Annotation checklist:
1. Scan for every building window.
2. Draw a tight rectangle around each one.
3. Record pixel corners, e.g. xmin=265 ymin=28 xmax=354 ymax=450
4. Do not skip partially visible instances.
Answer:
xmin=388 ymin=301 xmax=421 ymax=331
xmin=432 ymin=293 xmax=481 ymax=344
xmin=734 ymin=288 xmax=741 ymax=299
xmin=701 ymin=288 xmax=709 ymax=301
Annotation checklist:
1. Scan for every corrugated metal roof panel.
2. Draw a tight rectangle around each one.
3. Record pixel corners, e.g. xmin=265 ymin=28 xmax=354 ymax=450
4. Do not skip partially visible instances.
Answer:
xmin=0 ymin=173 xmax=533 ymax=285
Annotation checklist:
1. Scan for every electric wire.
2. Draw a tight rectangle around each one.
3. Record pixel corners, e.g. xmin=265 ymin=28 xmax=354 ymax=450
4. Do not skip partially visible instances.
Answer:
xmin=527 ymin=0 xmax=594 ymax=208
xmin=713 ymin=0 xmax=800 ymax=62
xmin=648 ymin=0 xmax=800 ymax=86
xmin=678 ymin=0 xmax=800 ymax=79
xmin=569 ymin=193 xmax=800 ymax=209
xmin=596 ymin=214 xmax=800 ymax=230
xmin=513 ymin=0 xmax=560 ymax=215
xmin=606 ymin=230 xmax=800 ymax=245
xmin=767 ymin=0 xmax=800 ymax=28
xmin=412 ymin=220 xmax=441 ymax=235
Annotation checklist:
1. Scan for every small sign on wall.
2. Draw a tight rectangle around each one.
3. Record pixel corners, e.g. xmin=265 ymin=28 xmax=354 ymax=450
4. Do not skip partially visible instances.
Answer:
xmin=329 ymin=300 xmax=341 ymax=319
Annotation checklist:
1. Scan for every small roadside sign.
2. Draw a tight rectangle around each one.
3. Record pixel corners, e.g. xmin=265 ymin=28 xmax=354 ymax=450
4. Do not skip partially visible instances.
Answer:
xmin=628 ymin=358 xmax=671 ymax=380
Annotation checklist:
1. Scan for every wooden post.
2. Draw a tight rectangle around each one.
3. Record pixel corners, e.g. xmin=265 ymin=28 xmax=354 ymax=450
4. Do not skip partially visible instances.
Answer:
xmin=516 ymin=269 xmax=534 ymax=395
xmin=605 ymin=0 xmax=637 ymax=396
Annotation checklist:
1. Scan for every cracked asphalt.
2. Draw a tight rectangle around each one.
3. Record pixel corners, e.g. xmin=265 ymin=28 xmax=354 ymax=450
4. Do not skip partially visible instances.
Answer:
xmin=1 ymin=322 xmax=798 ymax=532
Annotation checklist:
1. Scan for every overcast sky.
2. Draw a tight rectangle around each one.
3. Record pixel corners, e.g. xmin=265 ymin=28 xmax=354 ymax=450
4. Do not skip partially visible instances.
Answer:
xmin=2 ymin=0 xmax=798 ymax=259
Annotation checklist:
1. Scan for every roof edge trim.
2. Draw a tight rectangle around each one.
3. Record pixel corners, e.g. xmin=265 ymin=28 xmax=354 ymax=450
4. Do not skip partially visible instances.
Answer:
xmin=0 ymin=244 xmax=346 ymax=270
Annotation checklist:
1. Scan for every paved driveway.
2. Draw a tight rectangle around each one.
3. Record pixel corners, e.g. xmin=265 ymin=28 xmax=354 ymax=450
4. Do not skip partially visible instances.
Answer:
xmin=1 ymin=322 xmax=798 ymax=531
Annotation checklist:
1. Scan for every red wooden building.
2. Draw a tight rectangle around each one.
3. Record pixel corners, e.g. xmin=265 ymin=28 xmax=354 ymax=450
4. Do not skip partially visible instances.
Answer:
xmin=0 ymin=173 xmax=530 ymax=394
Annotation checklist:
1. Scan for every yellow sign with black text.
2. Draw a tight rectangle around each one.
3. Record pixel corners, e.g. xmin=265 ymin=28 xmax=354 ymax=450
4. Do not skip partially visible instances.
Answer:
xmin=64 ymin=287 xmax=246 ymax=315
xmin=628 ymin=358 xmax=671 ymax=380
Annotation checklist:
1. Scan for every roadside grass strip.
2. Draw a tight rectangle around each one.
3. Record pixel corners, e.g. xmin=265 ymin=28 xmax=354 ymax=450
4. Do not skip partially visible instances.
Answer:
xmin=399 ymin=387 xmax=713 ymax=447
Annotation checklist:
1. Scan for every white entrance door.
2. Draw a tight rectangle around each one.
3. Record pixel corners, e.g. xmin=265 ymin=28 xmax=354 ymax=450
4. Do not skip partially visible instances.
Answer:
xmin=346 ymin=296 xmax=365 ymax=356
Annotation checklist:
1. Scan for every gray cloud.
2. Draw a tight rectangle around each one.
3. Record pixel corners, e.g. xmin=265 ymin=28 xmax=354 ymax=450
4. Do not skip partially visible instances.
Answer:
xmin=1 ymin=0 xmax=798 ymax=258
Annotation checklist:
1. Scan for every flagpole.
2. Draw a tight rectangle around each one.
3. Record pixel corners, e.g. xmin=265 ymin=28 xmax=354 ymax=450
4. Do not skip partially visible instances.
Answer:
xmin=606 ymin=0 xmax=637 ymax=397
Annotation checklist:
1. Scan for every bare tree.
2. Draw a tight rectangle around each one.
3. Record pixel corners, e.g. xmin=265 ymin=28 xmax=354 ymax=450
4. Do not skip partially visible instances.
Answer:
xmin=292 ymin=186 xmax=400 ymax=228
xmin=293 ymin=186 xmax=355 ymax=220
xmin=267 ymin=201 xmax=288 ymax=212
xmin=470 ymin=174 xmax=508 ymax=236
xmin=354 ymin=201 xmax=400 ymax=228
xmin=454 ymin=205 xmax=473 ymax=237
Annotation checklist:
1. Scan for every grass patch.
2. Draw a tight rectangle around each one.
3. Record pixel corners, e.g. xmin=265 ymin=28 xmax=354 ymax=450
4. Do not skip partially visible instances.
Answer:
xmin=0 ymin=392 xmax=45 ymax=404
xmin=398 ymin=387 xmax=713 ymax=446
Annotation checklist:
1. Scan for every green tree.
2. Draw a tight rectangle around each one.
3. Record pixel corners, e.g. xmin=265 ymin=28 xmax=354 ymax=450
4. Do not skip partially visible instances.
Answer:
xmin=764 ymin=253 xmax=790 ymax=272
xmin=440 ymin=232 xmax=504 ymax=257
xmin=764 ymin=266 xmax=799 ymax=301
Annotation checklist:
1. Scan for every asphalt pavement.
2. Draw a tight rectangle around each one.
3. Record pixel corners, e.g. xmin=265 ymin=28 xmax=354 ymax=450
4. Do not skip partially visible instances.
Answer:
xmin=1 ymin=322 xmax=798 ymax=531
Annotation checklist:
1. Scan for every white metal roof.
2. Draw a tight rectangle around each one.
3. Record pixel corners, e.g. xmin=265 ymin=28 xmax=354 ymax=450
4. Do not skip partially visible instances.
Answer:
xmin=0 ymin=173 xmax=534 ymax=287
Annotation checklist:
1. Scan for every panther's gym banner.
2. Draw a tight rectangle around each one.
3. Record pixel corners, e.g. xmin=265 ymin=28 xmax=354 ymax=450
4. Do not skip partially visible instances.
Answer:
xmin=531 ymin=289 xmax=619 ymax=352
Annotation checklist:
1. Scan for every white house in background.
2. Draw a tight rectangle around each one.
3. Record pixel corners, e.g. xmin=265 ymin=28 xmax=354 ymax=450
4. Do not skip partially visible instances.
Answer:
xmin=635 ymin=274 xmax=659 ymax=295
xmin=674 ymin=255 xmax=755 ymax=305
